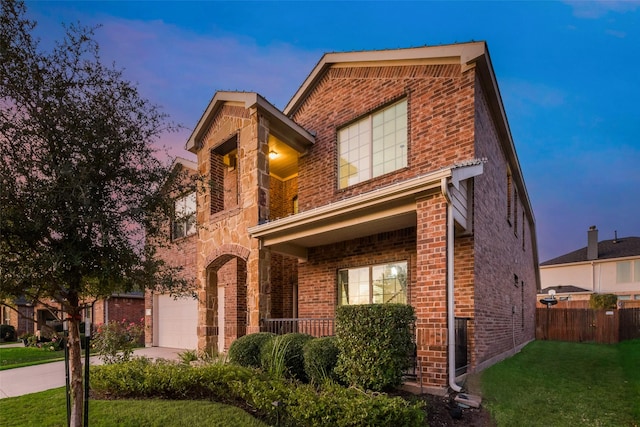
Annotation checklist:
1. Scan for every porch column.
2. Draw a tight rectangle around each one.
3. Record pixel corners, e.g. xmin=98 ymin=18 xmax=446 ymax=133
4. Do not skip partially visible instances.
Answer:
xmin=198 ymin=268 xmax=218 ymax=353
xmin=415 ymin=193 xmax=449 ymax=390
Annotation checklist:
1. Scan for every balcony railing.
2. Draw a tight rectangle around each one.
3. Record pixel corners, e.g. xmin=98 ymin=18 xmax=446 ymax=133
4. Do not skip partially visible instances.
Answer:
xmin=260 ymin=318 xmax=334 ymax=337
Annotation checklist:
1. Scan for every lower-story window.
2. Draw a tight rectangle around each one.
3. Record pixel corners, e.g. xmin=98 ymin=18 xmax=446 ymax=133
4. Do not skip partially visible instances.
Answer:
xmin=338 ymin=261 xmax=407 ymax=305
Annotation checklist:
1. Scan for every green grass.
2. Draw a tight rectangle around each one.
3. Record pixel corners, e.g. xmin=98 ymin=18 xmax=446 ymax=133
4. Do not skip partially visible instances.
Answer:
xmin=0 ymin=346 xmax=67 ymax=370
xmin=481 ymin=339 xmax=640 ymax=426
xmin=0 ymin=387 xmax=267 ymax=427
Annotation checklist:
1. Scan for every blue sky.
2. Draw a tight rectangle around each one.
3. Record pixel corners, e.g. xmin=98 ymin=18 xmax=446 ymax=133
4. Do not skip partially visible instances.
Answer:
xmin=24 ymin=1 xmax=640 ymax=262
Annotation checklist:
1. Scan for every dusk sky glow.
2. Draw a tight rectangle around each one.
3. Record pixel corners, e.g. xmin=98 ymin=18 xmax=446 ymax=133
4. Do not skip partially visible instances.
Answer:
xmin=24 ymin=1 xmax=640 ymax=262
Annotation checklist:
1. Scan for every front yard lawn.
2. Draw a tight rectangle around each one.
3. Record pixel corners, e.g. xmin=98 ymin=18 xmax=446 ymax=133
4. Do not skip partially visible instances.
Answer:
xmin=481 ymin=339 xmax=640 ymax=426
xmin=0 ymin=346 xmax=69 ymax=370
xmin=0 ymin=388 xmax=267 ymax=427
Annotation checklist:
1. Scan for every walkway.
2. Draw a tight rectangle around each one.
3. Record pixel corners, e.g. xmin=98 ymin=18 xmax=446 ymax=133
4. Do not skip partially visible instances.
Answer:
xmin=0 ymin=346 xmax=183 ymax=399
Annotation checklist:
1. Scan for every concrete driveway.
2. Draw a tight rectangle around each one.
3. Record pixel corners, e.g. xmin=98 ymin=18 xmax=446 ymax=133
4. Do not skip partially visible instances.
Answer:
xmin=0 ymin=346 xmax=183 ymax=399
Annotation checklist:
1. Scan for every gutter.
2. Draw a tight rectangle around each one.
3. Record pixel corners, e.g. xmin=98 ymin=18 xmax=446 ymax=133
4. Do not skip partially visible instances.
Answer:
xmin=441 ymin=177 xmax=463 ymax=393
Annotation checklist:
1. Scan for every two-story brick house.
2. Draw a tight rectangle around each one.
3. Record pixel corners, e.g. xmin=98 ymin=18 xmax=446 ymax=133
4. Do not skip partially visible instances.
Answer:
xmin=146 ymin=41 xmax=539 ymax=393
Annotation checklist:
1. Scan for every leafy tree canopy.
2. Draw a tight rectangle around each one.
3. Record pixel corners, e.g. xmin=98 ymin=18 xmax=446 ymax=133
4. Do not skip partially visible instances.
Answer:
xmin=0 ymin=0 xmax=192 ymax=314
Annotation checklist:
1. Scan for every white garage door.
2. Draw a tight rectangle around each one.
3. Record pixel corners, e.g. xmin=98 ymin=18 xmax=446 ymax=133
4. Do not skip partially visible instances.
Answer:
xmin=155 ymin=294 xmax=198 ymax=349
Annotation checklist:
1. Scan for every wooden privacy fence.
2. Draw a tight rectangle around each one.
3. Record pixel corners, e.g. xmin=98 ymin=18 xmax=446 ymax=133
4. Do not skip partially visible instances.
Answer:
xmin=536 ymin=308 xmax=640 ymax=344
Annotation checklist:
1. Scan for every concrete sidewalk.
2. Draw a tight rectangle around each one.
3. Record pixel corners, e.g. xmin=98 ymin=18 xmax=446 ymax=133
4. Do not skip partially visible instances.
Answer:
xmin=0 ymin=346 xmax=183 ymax=399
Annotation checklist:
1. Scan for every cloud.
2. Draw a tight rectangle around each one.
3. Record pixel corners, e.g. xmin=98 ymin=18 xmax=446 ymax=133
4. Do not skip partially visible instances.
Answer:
xmin=501 ymin=79 xmax=566 ymax=115
xmin=564 ymin=0 xmax=640 ymax=18
xmin=87 ymin=17 xmax=322 ymax=157
xmin=605 ymin=29 xmax=627 ymax=38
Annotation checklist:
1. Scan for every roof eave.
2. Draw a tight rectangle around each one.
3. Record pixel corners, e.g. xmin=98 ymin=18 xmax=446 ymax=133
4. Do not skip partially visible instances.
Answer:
xmin=283 ymin=42 xmax=487 ymax=117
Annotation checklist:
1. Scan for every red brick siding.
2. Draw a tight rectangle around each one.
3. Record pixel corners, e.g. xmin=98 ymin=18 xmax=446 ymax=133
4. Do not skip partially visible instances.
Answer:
xmin=218 ymin=258 xmax=247 ymax=350
xmin=210 ymin=151 xmax=225 ymax=215
xmin=472 ymin=73 xmax=537 ymax=368
xmin=284 ymin=178 xmax=298 ymax=214
xmin=414 ymin=194 xmax=448 ymax=387
xmin=93 ymin=297 xmax=144 ymax=325
xmin=269 ymin=175 xmax=298 ymax=220
xmin=269 ymin=253 xmax=297 ymax=319
xmin=291 ymin=65 xmax=475 ymax=212
xmin=298 ymin=228 xmax=417 ymax=319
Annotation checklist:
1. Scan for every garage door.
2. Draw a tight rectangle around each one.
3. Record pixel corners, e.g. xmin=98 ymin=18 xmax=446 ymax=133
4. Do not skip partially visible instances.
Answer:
xmin=155 ymin=294 xmax=198 ymax=349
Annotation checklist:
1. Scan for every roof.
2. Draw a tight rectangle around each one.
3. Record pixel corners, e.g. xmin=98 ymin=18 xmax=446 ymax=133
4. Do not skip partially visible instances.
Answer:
xmin=172 ymin=157 xmax=197 ymax=171
xmin=541 ymin=236 xmax=640 ymax=266
xmin=185 ymin=91 xmax=315 ymax=154
xmin=539 ymin=285 xmax=591 ymax=294
xmin=284 ymin=42 xmax=487 ymax=116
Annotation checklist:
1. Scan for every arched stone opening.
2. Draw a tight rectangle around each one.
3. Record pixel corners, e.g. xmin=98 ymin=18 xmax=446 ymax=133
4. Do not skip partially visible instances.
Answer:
xmin=202 ymin=245 xmax=250 ymax=353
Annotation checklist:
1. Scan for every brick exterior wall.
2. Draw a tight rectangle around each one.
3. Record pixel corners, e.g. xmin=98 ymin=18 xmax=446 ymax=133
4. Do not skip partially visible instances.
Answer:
xmin=287 ymin=61 xmax=537 ymax=389
xmin=291 ymin=65 xmax=475 ymax=213
xmin=472 ymin=73 xmax=537 ymax=369
xmin=93 ymin=296 xmax=144 ymax=325
xmin=152 ymin=46 xmax=538 ymax=393
xmin=299 ymin=228 xmax=417 ymax=319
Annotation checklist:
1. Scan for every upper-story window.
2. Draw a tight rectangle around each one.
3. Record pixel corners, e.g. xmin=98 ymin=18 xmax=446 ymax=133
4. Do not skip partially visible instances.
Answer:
xmin=338 ymin=99 xmax=407 ymax=189
xmin=338 ymin=261 xmax=407 ymax=305
xmin=172 ymin=192 xmax=196 ymax=240
xmin=617 ymin=260 xmax=640 ymax=284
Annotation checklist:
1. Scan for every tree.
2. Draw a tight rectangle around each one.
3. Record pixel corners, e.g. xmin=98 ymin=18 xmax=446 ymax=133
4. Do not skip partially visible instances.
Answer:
xmin=0 ymin=1 xmax=192 ymax=424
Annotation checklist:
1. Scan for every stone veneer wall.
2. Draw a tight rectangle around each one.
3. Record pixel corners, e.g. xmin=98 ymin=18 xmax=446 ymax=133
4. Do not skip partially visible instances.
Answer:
xmin=193 ymin=105 xmax=271 ymax=351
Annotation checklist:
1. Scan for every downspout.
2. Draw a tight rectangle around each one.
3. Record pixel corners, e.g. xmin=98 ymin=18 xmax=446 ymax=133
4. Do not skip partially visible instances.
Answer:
xmin=441 ymin=178 xmax=463 ymax=393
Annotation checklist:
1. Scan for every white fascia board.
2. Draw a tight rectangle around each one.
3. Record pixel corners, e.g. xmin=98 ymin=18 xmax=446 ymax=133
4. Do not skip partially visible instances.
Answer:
xmin=284 ymin=42 xmax=486 ymax=116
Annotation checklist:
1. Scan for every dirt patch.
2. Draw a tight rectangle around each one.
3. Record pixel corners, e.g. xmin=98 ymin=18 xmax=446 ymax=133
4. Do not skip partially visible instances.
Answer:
xmin=423 ymin=394 xmax=495 ymax=427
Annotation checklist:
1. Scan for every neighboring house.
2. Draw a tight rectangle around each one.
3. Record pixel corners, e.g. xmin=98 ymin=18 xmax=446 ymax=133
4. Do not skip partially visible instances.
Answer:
xmin=147 ymin=42 xmax=539 ymax=394
xmin=1 ymin=293 xmax=144 ymax=338
xmin=92 ymin=293 xmax=145 ymax=325
xmin=539 ymin=226 xmax=640 ymax=308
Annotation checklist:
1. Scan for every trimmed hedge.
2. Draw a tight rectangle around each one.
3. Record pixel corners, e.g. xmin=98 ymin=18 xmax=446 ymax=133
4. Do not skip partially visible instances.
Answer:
xmin=260 ymin=333 xmax=313 ymax=382
xmin=303 ymin=336 xmax=339 ymax=384
xmin=335 ymin=304 xmax=415 ymax=391
xmin=228 ymin=332 xmax=275 ymax=368
xmin=91 ymin=358 xmax=425 ymax=426
xmin=0 ymin=324 xmax=16 ymax=342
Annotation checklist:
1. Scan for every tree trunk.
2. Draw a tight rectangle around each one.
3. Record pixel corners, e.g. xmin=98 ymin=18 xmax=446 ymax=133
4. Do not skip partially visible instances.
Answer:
xmin=68 ymin=316 xmax=84 ymax=427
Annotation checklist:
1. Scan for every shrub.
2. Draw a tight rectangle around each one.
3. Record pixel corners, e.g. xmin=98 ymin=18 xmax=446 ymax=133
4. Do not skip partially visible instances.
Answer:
xmin=40 ymin=333 xmax=64 ymax=351
xmin=228 ymin=332 xmax=275 ymax=368
xmin=335 ymin=304 xmax=415 ymax=391
xmin=260 ymin=333 xmax=313 ymax=382
xmin=178 ymin=349 xmax=199 ymax=364
xmin=91 ymin=319 xmax=144 ymax=364
xmin=91 ymin=359 xmax=425 ymax=426
xmin=284 ymin=381 xmax=425 ymax=426
xmin=0 ymin=324 xmax=16 ymax=342
xmin=91 ymin=357 xmax=255 ymax=401
xmin=303 ymin=336 xmax=340 ymax=384
xmin=589 ymin=293 xmax=618 ymax=309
